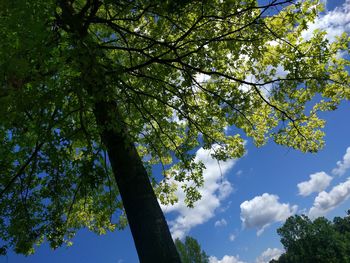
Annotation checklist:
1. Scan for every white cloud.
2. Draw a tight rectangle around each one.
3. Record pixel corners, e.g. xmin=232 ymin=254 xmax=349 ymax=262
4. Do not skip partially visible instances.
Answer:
xmin=332 ymin=147 xmax=350 ymax=176
xmin=302 ymin=0 xmax=350 ymax=42
xmin=209 ymin=255 xmax=246 ymax=263
xmin=195 ymin=73 xmax=211 ymax=83
xmin=236 ymin=170 xmax=243 ymax=176
xmin=297 ymin=171 xmax=333 ymax=196
xmin=240 ymin=64 xmax=287 ymax=96
xmin=229 ymin=233 xmax=236 ymax=242
xmin=215 ymin=218 xmax=228 ymax=227
xmin=162 ymin=146 xmax=237 ymax=239
xmin=218 ymin=180 xmax=234 ymax=200
xmin=309 ymin=178 xmax=350 ymax=218
xmin=256 ymin=248 xmax=284 ymax=263
xmin=240 ymin=193 xmax=297 ymax=235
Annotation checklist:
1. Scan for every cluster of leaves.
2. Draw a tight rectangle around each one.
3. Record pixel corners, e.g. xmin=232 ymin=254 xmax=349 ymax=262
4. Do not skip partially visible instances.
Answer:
xmin=271 ymin=210 xmax=350 ymax=263
xmin=175 ymin=236 xmax=209 ymax=263
xmin=0 ymin=0 xmax=127 ymax=255
xmin=0 ymin=0 xmax=349 ymax=255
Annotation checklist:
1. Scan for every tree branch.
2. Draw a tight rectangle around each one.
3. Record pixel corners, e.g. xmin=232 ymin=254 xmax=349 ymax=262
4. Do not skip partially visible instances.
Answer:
xmin=0 ymin=142 xmax=44 ymax=199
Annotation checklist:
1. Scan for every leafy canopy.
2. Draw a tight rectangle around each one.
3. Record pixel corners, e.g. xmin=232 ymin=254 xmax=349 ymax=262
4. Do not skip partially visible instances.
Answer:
xmin=175 ymin=236 xmax=209 ymax=263
xmin=273 ymin=210 xmax=350 ymax=263
xmin=0 ymin=0 xmax=349 ymax=255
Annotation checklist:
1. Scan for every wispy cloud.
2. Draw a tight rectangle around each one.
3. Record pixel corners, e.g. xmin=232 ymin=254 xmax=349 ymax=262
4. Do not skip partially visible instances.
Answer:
xmin=332 ymin=147 xmax=350 ymax=176
xmin=302 ymin=0 xmax=350 ymax=42
xmin=256 ymin=248 xmax=284 ymax=263
xmin=215 ymin=218 xmax=228 ymax=227
xmin=162 ymin=146 xmax=237 ymax=239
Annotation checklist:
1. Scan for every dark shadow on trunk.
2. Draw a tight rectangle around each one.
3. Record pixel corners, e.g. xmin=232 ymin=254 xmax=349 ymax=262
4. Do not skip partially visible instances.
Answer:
xmin=93 ymin=100 xmax=182 ymax=263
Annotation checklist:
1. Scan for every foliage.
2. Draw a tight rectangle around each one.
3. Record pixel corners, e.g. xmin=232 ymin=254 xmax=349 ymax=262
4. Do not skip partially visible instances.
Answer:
xmin=0 ymin=0 xmax=349 ymax=255
xmin=175 ymin=236 xmax=209 ymax=263
xmin=272 ymin=210 xmax=350 ymax=263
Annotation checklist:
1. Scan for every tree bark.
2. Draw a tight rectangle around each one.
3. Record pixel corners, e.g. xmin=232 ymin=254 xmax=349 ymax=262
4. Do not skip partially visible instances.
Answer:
xmin=93 ymin=100 xmax=182 ymax=263
xmin=56 ymin=1 xmax=181 ymax=260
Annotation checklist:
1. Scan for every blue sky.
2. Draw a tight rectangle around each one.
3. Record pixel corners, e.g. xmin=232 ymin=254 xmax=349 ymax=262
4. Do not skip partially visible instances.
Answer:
xmin=2 ymin=1 xmax=350 ymax=263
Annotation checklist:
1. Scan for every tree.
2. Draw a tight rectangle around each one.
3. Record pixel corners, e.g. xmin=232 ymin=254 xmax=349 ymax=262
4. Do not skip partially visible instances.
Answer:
xmin=175 ymin=236 xmax=209 ymax=263
xmin=0 ymin=0 xmax=349 ymax=262
xmin=272 ymin=211 xmax=350 ymax=263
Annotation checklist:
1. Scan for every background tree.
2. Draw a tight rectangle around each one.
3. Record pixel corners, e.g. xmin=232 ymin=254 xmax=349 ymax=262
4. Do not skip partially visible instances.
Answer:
xmin=272 ymin=210 xmax=350 ymax=263
xmin=175 ymin=236 xmax=209 ymax=263
xmin=0 ymin=0 xmax=349 ymax=262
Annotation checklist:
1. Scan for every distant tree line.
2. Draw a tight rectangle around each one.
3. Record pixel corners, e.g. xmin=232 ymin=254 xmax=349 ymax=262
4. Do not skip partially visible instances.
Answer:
xmin=173 ymin=210 xmax=350 ymax=263
xmin=271 ymin=210 xmax=350 ymax=263
xmin=175 ymin=236 xmax=209 ymax=263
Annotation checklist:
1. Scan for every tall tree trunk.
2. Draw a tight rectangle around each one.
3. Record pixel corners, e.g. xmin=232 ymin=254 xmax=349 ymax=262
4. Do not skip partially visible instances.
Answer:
xmin=56 ymin=1 xmax=179 ymax=260
xmin=93 ymin=100 xmax=182 ymax=263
